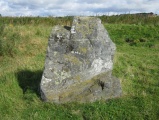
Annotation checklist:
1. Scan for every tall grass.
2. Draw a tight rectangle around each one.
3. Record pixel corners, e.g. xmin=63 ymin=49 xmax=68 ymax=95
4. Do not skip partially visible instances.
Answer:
xmin=0 ymin=16 xmax=73 ymax=26
xmin=1 ymin=14 xmax=159 ymax=26
xmin=99 ymin=14 xmax=159 ymax=25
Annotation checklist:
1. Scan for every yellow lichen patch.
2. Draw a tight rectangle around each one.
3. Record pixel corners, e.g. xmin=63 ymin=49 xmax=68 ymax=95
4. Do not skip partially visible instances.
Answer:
xmin=58 ymin=77 xmax=96 ymax=102
xmin=59 ymin=89 xmax=76 ymax=102
xmin=73 ymin=75 xmax=81 ymax=81
xmin=78 ymin=47 xmax=87 ymax=54
xmin=47 ymin=93 xmax=59 ymax=102
xmin=64 ymin=54 xmax=81 ymax=65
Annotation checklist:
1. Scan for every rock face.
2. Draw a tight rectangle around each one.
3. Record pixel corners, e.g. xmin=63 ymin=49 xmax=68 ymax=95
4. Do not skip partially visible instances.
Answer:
xmin=40 ymin=16 xmax=122 ymax=103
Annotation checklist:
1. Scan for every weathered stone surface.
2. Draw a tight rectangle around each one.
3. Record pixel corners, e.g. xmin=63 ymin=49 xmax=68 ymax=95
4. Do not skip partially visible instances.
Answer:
xmin=40 ymin=16 xmax=122 ymax=103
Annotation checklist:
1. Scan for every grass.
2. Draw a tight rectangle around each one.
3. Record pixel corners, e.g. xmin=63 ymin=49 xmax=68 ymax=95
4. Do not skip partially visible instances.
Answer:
xmin=0 ymin=16 xmax=159 ymax=119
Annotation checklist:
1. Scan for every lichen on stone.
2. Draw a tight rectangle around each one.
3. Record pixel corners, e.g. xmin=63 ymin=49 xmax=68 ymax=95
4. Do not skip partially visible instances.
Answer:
xmin=40 ymin=16 xmax=122 ymax=103
xmin=78 ymin=47 xmax=87 ymax=54
xmin=64 ymin=54 xmax=81 ymax=65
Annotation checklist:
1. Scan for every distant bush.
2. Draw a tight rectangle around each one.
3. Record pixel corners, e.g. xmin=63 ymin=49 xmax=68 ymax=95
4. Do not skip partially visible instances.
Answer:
xmin=0 ymin=24 xmax=5 ymax=56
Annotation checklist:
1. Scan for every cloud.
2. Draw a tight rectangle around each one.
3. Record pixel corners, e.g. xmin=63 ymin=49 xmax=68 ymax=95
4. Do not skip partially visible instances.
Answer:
xmin=0 ymin=0 xmax=159 ymax=16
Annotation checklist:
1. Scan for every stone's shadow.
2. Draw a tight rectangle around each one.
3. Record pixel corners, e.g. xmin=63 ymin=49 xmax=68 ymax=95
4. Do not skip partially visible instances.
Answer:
xmin=16 ymin=70 xmax=43 ymax=96
xmin=64 ymin=26 xmax=71 ymax=31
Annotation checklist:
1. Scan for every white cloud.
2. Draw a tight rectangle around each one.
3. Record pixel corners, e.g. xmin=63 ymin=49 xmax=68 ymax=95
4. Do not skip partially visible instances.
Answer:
xmin=0 ymin=0 xmax=159 ymax=16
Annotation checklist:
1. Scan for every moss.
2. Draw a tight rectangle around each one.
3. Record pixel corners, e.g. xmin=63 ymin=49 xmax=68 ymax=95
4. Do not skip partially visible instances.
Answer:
xmin=64 ymin=54 xmax=81 ymax=65
xmin=78 ymin=47 xmax=87 ymax=54
xmin=73 ymin=75 xmax=81 ymax=81
xmin=47 ymin=93 xmax=59 ymax=102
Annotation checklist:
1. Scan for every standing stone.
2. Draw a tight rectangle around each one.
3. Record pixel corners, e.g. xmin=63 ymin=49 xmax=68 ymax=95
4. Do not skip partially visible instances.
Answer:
xmin=40 ymin=16 xmax=122 ymax=103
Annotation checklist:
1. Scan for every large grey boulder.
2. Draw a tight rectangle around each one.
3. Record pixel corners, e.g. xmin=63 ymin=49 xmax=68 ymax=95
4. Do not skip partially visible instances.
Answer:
xmin=40 ymin=16 xmax=122 ymax=103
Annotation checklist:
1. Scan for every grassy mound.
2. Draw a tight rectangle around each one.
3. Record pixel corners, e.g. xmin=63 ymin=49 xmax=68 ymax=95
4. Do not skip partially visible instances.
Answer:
xmin=0 ymin=16 xmax=159 ymax=119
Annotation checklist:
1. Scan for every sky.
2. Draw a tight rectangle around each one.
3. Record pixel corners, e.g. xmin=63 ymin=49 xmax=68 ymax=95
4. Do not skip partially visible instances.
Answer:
xmin=0 ymin=0 xmax=159 ymax=16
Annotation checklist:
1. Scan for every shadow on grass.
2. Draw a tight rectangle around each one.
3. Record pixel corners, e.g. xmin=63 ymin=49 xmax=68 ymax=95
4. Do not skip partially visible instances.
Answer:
xmin=16 ymin=70 xmax=43 ymax=97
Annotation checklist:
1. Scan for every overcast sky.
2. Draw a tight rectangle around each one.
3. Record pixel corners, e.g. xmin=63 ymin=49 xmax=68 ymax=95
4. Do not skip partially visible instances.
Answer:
xmin=0 ymin=0 xmax=159 ymax=16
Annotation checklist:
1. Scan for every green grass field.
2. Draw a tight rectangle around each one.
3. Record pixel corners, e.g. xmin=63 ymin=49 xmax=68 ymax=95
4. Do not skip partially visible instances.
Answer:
xmin=0 ymin=16 xmax=159 ymax=119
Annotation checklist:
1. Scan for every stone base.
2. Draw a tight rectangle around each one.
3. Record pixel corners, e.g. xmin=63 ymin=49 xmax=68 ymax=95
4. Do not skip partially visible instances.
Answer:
xmin=41 ymin=71 xmax=122 ymax=103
